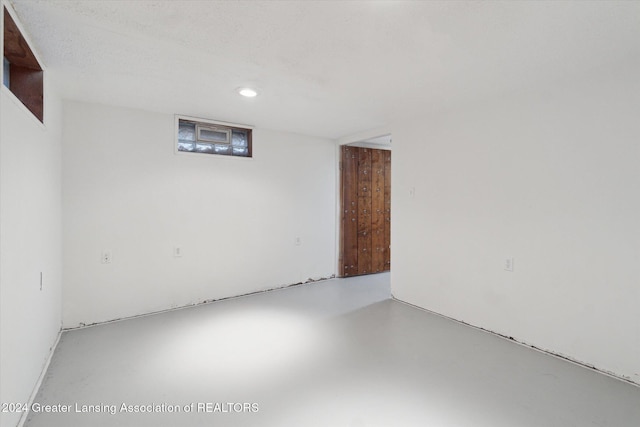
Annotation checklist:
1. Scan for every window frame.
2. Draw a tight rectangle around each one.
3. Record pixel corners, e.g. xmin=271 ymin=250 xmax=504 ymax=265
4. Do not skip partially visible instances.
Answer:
xmin=174 ymin=115 xmax=253 ymax=159
xmin=3 ymin=6 xmax=45 ymax=123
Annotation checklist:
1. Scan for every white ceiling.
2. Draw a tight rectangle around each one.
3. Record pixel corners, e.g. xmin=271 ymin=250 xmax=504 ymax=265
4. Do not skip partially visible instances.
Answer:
xmin=9 ymin=0 xmax=640 ymax=139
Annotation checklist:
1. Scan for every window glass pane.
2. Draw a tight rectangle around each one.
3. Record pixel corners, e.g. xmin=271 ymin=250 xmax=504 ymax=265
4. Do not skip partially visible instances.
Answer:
xmin=233 ymin=146 xmax=249 ymax=156
xmin=232 ymin=130 xmax=248 ymax=147
xmin=214 ymin=144 xmax=232 ymax=155
xmin=3 ymin=57 xmax=10 ymax=88
xmin=178 ymin=141 xmax=195 ymax=152
xmin=178 ymin=121 xmax=196 ymax=141
xmin=196 ymin=143 xmax=215 ymax=153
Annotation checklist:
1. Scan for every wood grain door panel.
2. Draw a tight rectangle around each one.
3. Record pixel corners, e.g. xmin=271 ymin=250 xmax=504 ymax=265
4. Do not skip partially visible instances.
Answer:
xmin=340 ymin=146 xmax=391 ymax=277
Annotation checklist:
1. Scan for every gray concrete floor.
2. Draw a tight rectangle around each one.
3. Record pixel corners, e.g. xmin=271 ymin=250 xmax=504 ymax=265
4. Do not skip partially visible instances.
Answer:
xmin=25 ymin=273 xmax=639 ymax=426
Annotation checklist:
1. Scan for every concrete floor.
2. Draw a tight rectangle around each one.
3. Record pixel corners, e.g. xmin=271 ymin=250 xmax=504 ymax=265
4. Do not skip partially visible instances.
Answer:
xmin=24 ymin=273 xmax=639 ymax=427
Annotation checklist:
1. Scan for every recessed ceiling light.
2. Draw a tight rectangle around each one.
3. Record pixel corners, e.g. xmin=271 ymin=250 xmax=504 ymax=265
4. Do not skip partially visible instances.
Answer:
xmin=238 ymin=88 xmax=258 ymax=98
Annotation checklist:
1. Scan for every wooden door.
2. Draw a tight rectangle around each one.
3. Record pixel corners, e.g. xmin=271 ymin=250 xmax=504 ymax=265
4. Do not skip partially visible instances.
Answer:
xmin=339 ymin=146 xmax=391 ymax=277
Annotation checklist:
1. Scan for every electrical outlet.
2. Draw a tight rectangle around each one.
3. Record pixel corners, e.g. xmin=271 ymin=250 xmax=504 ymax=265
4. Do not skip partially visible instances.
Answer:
xmin=174 ymin=246 xmax=183 ymax=257
xmin=504 ymin=257 xmax=514 ymax=272
xmin=101 ymin=250 xmax=112 ymax=264
xmin=295 ymin=237 xmax=302 ymax=246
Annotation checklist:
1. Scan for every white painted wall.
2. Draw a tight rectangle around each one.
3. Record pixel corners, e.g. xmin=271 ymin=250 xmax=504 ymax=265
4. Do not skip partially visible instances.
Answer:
xmin=0 ymin=20 xmax=63 ymax=427
xmin=62 ymin=101 xmax=336 ymax=328
xmin=391 ymin=62 xmax=640 ymax=384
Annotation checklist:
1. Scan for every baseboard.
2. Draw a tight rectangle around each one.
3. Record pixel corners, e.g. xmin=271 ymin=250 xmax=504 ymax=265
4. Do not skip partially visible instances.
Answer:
xmin=63 ymin=275 xmax=335 ymax=331
xmin=16 ymin=329 xmax=63 ymax=427
xmin=392 ymin=296 xmax=639 ymax=388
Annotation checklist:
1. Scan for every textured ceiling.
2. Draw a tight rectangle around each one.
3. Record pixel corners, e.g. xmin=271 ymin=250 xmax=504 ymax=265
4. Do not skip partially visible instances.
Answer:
xmin=8 ymin=0 xmax=640 ymax=139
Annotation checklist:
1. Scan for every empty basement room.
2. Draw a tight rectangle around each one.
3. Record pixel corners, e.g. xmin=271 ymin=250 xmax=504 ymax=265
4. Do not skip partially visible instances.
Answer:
xmin=1 ymin=1 xmax=639 ymax=426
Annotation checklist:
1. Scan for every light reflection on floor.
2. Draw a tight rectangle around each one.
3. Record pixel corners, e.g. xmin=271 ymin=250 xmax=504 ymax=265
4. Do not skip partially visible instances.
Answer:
xmin=24 ymin=273 xmax=640 ymax=427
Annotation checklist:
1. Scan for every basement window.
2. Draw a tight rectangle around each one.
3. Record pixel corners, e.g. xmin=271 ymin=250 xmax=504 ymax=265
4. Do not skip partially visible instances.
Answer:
xmin=3 ymin=7 xmax=44 ymax=122
xmin=176 ymin=116 xmax=252 ymax=158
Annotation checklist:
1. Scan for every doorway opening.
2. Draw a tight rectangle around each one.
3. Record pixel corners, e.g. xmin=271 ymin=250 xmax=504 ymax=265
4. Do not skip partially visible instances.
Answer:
xmin=338 ymin=135 xmax=391 ymax=277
